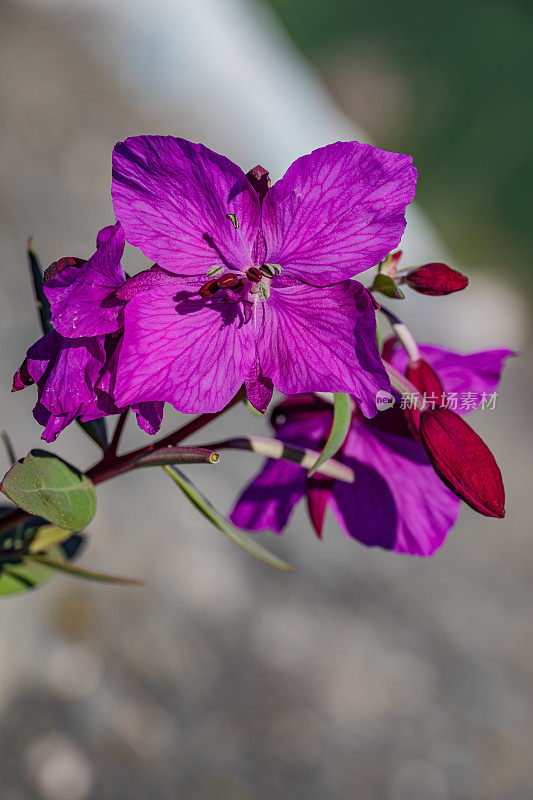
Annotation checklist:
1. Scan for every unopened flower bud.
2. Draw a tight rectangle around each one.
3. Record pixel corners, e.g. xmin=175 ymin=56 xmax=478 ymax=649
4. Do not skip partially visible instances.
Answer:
xmin=419 ymin=406 xmax=505 ymax=518
xmin=306 ymin=475 xmax=334 ymax=539
xmin=405 ymin=263 xmax=469 ymax=296
xmin=404 ymin=358 xmax=444 ymax=431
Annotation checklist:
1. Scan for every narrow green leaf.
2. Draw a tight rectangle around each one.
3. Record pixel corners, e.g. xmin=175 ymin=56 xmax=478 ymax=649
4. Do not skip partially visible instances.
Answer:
xmin=164 ymin=466 xmax=294 ymax=573
xmin=28 ymin=524 xmax=71 ymax=553
xmin=1 ymin=449 xmax=96 ymax=531
xmin=76 ymin=418 xmax=109 ymax=451
xmin=0 ymin=527 xmax=85 ymax=596
xmin=1 ymin=432 xmax=16 ymax=466
xmin=371 ymin=273 xmax=405 ymax=299
xmin=27 ymin=239 xmax=52 ymax=333
xmin=25 ymin=554 xmax=143 ymax=585
xmin=308 ymin=392 xmax=352 ymax=476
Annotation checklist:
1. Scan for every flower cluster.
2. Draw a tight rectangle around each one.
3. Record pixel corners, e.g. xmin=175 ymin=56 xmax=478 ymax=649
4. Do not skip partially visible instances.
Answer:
xmin=10 ymin=135 xmax=512 ymax=569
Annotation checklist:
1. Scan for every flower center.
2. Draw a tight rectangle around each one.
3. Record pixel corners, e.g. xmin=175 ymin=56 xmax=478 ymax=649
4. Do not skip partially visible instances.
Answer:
xmin=199 ymin=264 xmax=280 ymax=302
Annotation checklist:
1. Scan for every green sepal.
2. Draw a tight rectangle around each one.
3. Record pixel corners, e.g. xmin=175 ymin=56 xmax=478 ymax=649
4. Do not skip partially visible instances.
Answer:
xmin=27 ymin=239 xmax=52 ymax=333
xmin=308 ymin=393 xmax=352 ymax=476
xmin=76 ymin=418 xmax=109 ymax=451
xmin=370 ymin=273 xmax=405 ymax=299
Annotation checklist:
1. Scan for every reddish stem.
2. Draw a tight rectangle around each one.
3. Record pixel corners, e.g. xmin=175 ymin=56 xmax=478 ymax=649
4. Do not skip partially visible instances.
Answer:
xmin=107 ymin=409 xmax=129 ymax=457
xmin=0 ymin=392 xmax=244 ymax=535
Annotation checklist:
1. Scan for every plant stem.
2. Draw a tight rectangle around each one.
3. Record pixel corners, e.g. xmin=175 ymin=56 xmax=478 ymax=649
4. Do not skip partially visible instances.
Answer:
xmin=0 ymin=392 xmax=244 ymax=534
xmin=107 ymin=410 xmax=129 ymax=457
xmin=204 ymin=436 xmax=355 ymax=483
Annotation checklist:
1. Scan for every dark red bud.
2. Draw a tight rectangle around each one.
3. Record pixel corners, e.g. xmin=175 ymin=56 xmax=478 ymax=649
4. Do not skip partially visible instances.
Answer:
xmin=406 ymin=263 xmax=469 ymax=296
xmin=306 ymin=475 xmax=334 ymax=539
xmin=405 ymin=358 xmax=444 ymax=431
xmin=43 ymin=256 xmax=85 ymax=283
xmin=381 ymin=336 xmax=396 ymax=363
xmin=406 ymin=358 xmax=444 ymax=398
xmin=245 ymin=267 xmax=262 ymax=283
xmin=246 ymin=165 xmax=271 ymax=201
xmin=419 ymin=406 xmax=505 ymax=518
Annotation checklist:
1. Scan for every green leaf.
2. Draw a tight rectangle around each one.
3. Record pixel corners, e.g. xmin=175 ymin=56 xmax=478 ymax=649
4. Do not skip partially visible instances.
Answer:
xmin=1 ymin=449 xmax=96 ymax=531
xmin=0 ymin=557 xmax=59 ymax=595
xmin=25 ymin=554 xmax=143 ymax=586
xmin=0 ymin=526 xmax=85 ymax=596
xmin=28 ymin=524 xmax=72 ymax=553
xmin=27 ymin=239 xmax=52 ymax=333
xmin=164 ymin=466 xmax=294 ymax=573
xmin=76 ymin=418 xmax=109 ymax=451
xmin=308 ymin=392 xmax=352 ymax=476
xmin=370 ymin=273 xmax=405 ymax=299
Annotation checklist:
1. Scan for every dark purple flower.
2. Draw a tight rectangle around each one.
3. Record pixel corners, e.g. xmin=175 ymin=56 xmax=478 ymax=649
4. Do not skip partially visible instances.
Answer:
xmin=44 ymin=222 xmax=127 ymax=337
xmin=231 ymin=395 xmax=460 ymax=556
xmin=230 ymin=344 xmax=512 ymax=556
xmin=110 ymin=136 xmax=417 ymax=414
xmin=14 ymin=225 xmax=164 ymax=441
xmin=387 ymin=342 xmax=514 ymax=414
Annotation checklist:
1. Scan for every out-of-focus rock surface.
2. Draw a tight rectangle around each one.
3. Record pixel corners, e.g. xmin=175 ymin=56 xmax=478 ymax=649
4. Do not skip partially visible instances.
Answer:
xmin=0 ymin=1 xmax=532 ymax=798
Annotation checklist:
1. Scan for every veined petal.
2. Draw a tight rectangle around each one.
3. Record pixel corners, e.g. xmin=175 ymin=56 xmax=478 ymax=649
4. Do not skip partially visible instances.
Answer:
xmin=115 ymin=284 xmax=255 ymax=414
xmin=230 ymin=458 xmax=306 ymax=533
xmin=45 ymin=223 xmax=126 ymax=337
xmin=256 ymin=281 xmax=390 ymax=417
xmin=134 ymin=402 xmax=165 ymax=435
xmin=262 ymin=141 xmax=417 ymax=285
xmin=112 ymin=136 xmax=261 ymax=275
xmin=36 ymin=336 xmax=106 ymax=416
xmin=33 ymin=403 xmax=77 ymax=444
xmin=331 ymin=423 xmax=460 ymax=556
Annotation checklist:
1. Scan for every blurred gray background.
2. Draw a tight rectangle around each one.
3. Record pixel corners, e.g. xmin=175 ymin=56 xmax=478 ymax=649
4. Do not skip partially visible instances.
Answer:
xmin=0 ymin=0 xmax=532 ymax=798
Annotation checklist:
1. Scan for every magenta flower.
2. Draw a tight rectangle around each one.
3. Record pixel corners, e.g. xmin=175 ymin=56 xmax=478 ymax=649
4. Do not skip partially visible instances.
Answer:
xmin=110 ymin=136 xmax=417 ymax=414
xmin=386 ymin=342 xmax=514 ymax=410
xmin=14 ymin=225 xmax=163 ymax=441
xmin=230 ymin=344 xmax=512 ymax=556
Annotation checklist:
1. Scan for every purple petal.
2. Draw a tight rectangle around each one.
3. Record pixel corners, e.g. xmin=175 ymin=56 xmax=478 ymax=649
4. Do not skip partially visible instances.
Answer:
xmin=257 ymin=280 xmax=390 ymax=417
xmin=245 ymin=351 xmax=274 ymax=413
xmin=115 ymin=284 xmax=255 ymax=414
xmin=35 ymin=336 xmax=106 ymax=416
xmin=262 ymin=141 xmax=417 ymax=285
xmin=230 ymin=410 xmax=330 ymax=533
xmin=331 ymin=423 xmax=460 ymax=556
xmin=45 ymin=223 xmax=126 ymax=337
xmin=33 ymin=403 xmax=76 ymax=443
xmin=230 ymin=458 xmax=307 ymax=533
xmin=112 ymin=136 xmax=262 ymax=275
xmin=115 ymin=265 xmax=186 ymax=301
xmin=134 ymin=402 xmax=164 ymax=435
xmin=388 ymin=342 xmax=514 ymax=413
